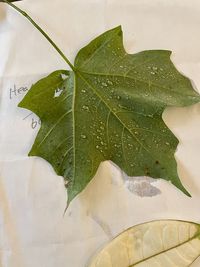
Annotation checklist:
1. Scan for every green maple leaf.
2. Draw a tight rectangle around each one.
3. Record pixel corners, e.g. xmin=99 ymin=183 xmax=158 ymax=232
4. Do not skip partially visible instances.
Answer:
xmin=18 ymin=26 xmax=200 ymax=205
xmin=3 ymin=0 xmax=199 ymax=206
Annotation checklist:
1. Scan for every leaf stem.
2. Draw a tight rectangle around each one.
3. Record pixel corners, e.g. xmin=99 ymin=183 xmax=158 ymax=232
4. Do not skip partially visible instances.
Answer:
xmin=3 ymin=0 xmax=75 ymax=71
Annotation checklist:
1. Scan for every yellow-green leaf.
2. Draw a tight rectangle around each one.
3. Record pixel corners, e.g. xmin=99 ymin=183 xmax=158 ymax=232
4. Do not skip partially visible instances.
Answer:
xmin=88 ymin=220 xmax=200 ymax=267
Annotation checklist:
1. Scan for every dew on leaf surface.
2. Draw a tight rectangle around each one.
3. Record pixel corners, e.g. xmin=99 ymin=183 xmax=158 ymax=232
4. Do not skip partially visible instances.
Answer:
xmin=107 ymin=80 xmax=113 ymax=85
xmin=102 ymin=82 xmax=108 ymax=87
xmin=81 ymin=134 xmax=87 ymax=139
xmin=82 ymin=105 xmax=89 ymax=111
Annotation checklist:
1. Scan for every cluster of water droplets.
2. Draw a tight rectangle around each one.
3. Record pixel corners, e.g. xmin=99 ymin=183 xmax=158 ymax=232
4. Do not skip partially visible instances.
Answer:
xmin=147 ymin=66 xmax=163 ymax=76
xmin=77 ymin=65 xmax=173 ymax=171
xmin=82 ymin=105 xmax=89 ymax=111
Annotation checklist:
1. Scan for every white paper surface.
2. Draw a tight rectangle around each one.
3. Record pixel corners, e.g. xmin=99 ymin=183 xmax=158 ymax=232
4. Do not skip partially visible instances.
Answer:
xmin=0 ymin=0 xmax=200 ymax=266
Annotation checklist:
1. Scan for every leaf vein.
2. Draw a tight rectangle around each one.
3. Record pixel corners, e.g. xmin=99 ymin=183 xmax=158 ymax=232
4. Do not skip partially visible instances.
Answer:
xmin=37 ymin=109 xmax=72 ymax=148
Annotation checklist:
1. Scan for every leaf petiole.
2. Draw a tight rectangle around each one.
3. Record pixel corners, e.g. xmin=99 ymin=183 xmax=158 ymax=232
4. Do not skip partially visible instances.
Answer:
xmin=2 ymin=0 xmax=75 ymax=71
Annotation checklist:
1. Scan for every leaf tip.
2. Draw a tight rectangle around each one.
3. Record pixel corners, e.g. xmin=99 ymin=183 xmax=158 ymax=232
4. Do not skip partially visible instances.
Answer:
xmin=18 ymin=98 xmax=24 ymax=108
xmin=166 ymin=50 xmax=172 ymax=55
xmin=185 ymin=191 xmax=192 ymax=198
xmin=28 ymin=149 xmax=36 ymax=157
xmin=116 ymin=24 xmax=122 ymax=30
xmin=114 ymin=25 xmax=123 ymax=35
xmin=106 ymin=25 xmax=122 ymax=36
xmin=18 ymin=97 xmax=29 ymax=110
xmin=63 ymin=203 xmax=69 ymax=216
xmin=171 ymin=178 xmax=191 ymax=197
xmin=181 ymin=186 xmax=191 ymax=198
xmin=66 ymin=194 xmax=72 ymax=208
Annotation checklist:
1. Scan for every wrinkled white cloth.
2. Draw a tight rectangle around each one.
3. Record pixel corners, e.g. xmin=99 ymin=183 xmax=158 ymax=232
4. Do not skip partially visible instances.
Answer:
xmin=0 ymin=0 xmax=200 ymax=266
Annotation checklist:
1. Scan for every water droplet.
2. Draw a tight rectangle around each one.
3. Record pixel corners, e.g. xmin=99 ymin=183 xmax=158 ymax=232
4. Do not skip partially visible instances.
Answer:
xmin=107 ymin=80 xmax=113 ymax=85
xmin=81 ymin=89 xmax=86 ymax=93
xmin=152 ymin=66 xmax=158 ymax=71
xmin=150 ymin=71 xmax=155 ymax=75
xmin=102 ymin=82 xmax=108 ymax=87
xmin=96 ymin=145 xmax=99 ymax=149
xmin=100 ymin=141 xmax=104 ymax=145
xmin=114 ymin=144 xmax=120 ymax=148
xmin=117 ymin=96 xmax=121 ymax=100
xmin=82 ymin=105 xmax=89 ymax=111
xmin=120 ymin=65 xmax=123 ymax=68
xmin=81 ymin=134 xmax=87 ymax=139
xmin=165 ymin=142 xmax=170 ymax=145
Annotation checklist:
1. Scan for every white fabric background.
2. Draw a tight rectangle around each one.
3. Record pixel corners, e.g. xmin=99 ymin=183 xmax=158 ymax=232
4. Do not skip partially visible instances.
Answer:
xmin=0 ymin=0 xmax=200 ymax=266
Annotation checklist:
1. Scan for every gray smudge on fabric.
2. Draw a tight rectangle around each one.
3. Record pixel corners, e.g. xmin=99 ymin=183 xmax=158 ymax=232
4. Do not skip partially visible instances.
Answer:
xmin=123 ymin=173 xmax=161 ymax=197
xmin=109 ymin=161 xmax=161 ymax=197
